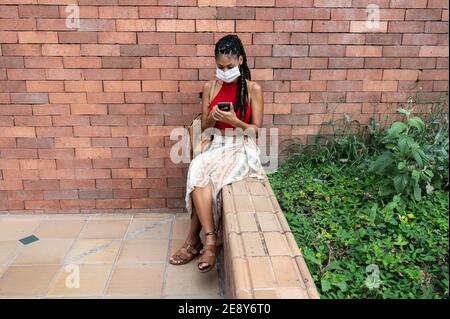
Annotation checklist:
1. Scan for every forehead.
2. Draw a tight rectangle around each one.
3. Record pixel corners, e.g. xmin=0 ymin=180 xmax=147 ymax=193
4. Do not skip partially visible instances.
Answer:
xmin=216 ymin=55 xmax=239 ymax=66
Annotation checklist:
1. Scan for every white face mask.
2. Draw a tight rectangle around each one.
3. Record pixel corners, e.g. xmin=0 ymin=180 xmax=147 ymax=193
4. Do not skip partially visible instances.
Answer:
xmin=216 ymin=65 xmax=241 ymax=83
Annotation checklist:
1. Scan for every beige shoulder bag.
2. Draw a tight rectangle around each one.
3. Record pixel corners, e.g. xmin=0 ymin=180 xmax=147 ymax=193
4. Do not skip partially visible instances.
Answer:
xmin=188 ymin=80 xmax=218 ymax=159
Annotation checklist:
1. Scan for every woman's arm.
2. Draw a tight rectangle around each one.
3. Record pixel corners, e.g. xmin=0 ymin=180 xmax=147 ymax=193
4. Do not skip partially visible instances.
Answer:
xmin=201 ymin=81 xmax=217 ymax=131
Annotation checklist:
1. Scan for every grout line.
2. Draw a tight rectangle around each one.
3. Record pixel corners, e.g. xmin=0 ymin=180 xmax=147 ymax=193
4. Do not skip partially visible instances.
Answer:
xmin=100 ymin=214 xmax=134 ymax=299
xmin=160 ymin=213 xmax=176 ymax=299
xmin=43 ymin=214 xmax=90 ymax=298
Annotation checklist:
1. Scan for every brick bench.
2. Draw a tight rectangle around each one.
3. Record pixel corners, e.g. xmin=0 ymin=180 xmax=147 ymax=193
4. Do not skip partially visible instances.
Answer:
xmin=219 ymin=174 xmax=320 ymax=299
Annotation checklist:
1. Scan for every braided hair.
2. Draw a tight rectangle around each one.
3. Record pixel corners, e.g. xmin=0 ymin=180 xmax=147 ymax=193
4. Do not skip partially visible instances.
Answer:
xmin=214 ymin=34 xmax=251 ymax=121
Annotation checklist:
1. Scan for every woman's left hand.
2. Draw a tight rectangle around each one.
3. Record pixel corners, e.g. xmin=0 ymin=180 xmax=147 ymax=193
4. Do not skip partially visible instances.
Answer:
xmin=211 ymin=102 xmax=237 ymax=125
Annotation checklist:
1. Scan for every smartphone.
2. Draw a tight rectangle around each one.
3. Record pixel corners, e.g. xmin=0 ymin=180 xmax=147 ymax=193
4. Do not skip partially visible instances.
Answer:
xmin=217 ymin=102 xmax=231 ymax=111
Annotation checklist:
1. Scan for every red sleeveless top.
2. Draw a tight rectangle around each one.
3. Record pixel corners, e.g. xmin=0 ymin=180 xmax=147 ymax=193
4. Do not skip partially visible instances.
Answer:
xmin=208 ymin=81 xmax=251 ymax=129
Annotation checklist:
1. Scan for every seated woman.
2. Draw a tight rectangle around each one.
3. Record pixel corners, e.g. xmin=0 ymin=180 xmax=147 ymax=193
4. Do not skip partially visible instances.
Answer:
xmin=169 ymin=34 xmax=266 ymax=273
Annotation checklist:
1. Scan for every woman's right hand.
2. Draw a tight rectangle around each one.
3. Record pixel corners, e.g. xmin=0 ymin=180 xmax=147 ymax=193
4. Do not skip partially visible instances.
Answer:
xmin=209 ymin=105 xmax=218 ymax=122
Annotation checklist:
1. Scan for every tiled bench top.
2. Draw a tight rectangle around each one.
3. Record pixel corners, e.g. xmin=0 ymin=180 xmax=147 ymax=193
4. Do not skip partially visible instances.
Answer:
xmin=221 ymin=174 xmax=320 ymax=299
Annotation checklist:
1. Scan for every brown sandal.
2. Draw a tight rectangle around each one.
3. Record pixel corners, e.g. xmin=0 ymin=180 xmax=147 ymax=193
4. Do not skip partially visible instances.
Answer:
xmin=169 ymin=240 xmax=203 ymax=265
xmin=198 ymin=231 xmax=223 ymax=273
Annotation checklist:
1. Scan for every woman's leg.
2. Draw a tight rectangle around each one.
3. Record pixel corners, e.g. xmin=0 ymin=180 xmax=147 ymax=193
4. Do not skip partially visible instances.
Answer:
xmin=169 ymin=201 xmax=203 ymax=264
xmin=191 ymin=181 xmax=218 ymax=270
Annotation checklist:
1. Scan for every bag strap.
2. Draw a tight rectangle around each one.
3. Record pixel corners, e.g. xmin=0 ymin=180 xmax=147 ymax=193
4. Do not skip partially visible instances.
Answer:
xmin=209 ymin=79 xmax=217 ymax=105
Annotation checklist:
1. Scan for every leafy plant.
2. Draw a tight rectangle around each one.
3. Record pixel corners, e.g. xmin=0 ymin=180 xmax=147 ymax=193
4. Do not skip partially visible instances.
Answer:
xmin=369 ymin=108 xmax=435 ymax=202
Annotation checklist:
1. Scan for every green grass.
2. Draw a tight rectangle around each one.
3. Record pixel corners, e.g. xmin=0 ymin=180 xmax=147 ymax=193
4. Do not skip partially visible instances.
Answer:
xmin=268 ymin=161 xmax=449 ymax=298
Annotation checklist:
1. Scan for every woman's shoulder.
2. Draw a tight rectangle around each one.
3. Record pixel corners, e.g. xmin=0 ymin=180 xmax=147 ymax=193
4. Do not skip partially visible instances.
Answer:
xmin=246 ymin=79 xmax=262 ymax=93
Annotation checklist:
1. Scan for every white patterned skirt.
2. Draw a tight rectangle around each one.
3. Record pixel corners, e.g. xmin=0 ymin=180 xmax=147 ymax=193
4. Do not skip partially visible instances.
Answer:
xmin=185 ymin=133 xmax=266 ymax=234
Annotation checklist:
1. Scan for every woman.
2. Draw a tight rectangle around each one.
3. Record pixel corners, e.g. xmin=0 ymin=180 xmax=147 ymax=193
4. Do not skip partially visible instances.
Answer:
xmin=169 ymin=34 xmax=266 ymax=273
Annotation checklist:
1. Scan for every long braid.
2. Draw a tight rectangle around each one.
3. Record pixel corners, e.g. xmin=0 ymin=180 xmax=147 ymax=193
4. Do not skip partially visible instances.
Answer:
xmin=215 ymin=34 xmax=251 ymax=122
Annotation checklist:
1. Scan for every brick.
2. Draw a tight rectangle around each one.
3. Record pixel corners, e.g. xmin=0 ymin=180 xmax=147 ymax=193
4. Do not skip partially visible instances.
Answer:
xmin=114 ymin=189 xmax=148 ymax=199
xmin=60 ymin=179 xmax=95 ymax=190
xmin=78 ymin=189 xmax=113 ymax=200
xmin=54 ymin=137 xmax=91 ymax=148
xmin=99 ymin=6 xmax=138 ymax=18
xmin=27 ymin=81 xmax=64 ymax=92
xmin=75 ymin=169 xmax=110 ymax=180
xmin=65 ymin=81 xmax=103 ymax=92
xmin=24 ymin=200 xmax=59 ymax=210
xmin=96 ymin=179 xmax=131 ymax=189
xmin=18 ymin=31 xmax=58 ymax=43
xmin=157 ymin=20 xmax=195 ymax=32
xmin=140 ymin=6 xmax=178 ymax=18
xmin=76 ymin=148 xmax=112 ymax=159
xmin=405 ymin=9 xmax=442 ymax=20
xmin=14 ymin=116 xmax=52 ymax=127
xmin=71 ymin=104 xmax=107 ymax=115
xmin=24 ymin=180 xmax=59 ymax=190
xmin=92 ymin=158 xmax=129 ymax=169
xmin=59 ymin=32 xmax=98 ymax=44
xmin=0 ymin=127 xmax=35 ymax=137
xmin=80 ymin=44 xmax=120 ymax=56
xmin=102 ymin=81 xmax=140 ymax=93
xmin=11 ymin=93 xmax=48 ymax=104
xmin=92 ymin=138 xmax=127 ymax=148
xmin=38 ymin=149 xmax=74 ymax=159
xmin=36 ymin=127 xmax=72 ymax=137
xmin=100 ymin=32 xmax=136 ymax=44
xmin=309 ymin=45 xmax=346 ymax=57
xmin=313 ymin=21 xmax=349 ymax=32
xmin=42 ymin=44 xmax=80 ymax=56
xmin=95 ymin=199 xmax=130 ymax=209
xmin=52 ymin=115 xmax=89 ymax=126
xmin=346 ymin=46 xmax=382 ymax=57
xmin=274 ymin=21 xmax=311 ymax=32
xmin=17 ymin=137 xmax=53 ymax=149
xmin=383 ymin=69 xmax=420 ymax=80
xmin=350 ymin=21 xmax=388 ymax=32
xmin=0 ymin=18 xmax=36 ymax=31
xmin=44 ymin=190 xmax=78 ymax=200
xmin=20 ymin=159 xmax=55 ymax=170
xmin=74 ymin=126 xmax=111 ymax=137
xmin=63 ymin=57 xmax=101 ymax=69
xmin=419 ymin=46 xmax=448 ymax=57
xmin=116 ymin=19 xmax=155 ymax=32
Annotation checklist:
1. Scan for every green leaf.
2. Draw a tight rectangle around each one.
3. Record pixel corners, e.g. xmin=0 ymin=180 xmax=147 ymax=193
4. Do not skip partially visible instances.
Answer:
xmin=408 ymin=117 xmax=425 ymax=131
xmin=386 ymin=121 xmax=407 ymax=138
xmin=394 ymin=174 xmax=409 ymax=193
xmin=412 ymin=149 xmax=424 ymax=167
xmin=413 ymin=180 xmax=422 ymax=201
xmin=321 ymin=279 xmax=332 ymax=292
xmin=397 ymin=108 xmax=411 ymax=117
xmin=369 ymin=203 xmax=378 ymax=222
xmin=371 ymin=151 xmax=394 ymax=174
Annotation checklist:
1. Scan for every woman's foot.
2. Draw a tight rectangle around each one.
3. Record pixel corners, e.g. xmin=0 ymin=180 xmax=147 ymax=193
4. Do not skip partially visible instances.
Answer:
xmin=198 ymin=231 xmax=222 ymax=273
xmin=169 ymin=235 xmax=203 ymax=265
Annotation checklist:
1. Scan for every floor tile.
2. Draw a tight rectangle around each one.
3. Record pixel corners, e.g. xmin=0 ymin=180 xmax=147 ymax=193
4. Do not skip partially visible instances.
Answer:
xmin=0 ymin=265 xmax=60 ymax=297
xmin=125 ymin=218 xmax=171 ymax=240
xmin=47 ymin=264 xmax=113 ymax=297
xmin=118 ymin=239 xmax=169 ymax=264
xmin=64 ymin=239 xmax=121 ymax=264
xmin=105 ymin=264 xmax=165 ymax=297
xmin=0 ymin=219 xmax=42 ymax=240
xmin=13 ymin=239 xmax=74 ymax=265
xmin=34 ymin=220 xmax=86 ymax=238
xmin=79 ymin=220 xmax=130 ymax=239
xmin=164 ymin=253 xmax=220 ymax=297
xmin=0 ymin=241 xmax=21 ymax=265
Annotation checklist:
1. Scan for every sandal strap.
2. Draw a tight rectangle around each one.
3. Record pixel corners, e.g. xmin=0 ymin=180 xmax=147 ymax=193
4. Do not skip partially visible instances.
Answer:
xmin=182 ymin=242 xmax=202 ymax=255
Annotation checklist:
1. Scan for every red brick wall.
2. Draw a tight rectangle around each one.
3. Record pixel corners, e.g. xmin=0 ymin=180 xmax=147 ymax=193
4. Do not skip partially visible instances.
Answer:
xmin=0 ymin=0 xmax=448 ymax=213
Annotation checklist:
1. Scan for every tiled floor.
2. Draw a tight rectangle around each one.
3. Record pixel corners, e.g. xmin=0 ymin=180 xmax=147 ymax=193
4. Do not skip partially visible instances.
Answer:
xmin=0 ymin=213 xmax=222 ymax=299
